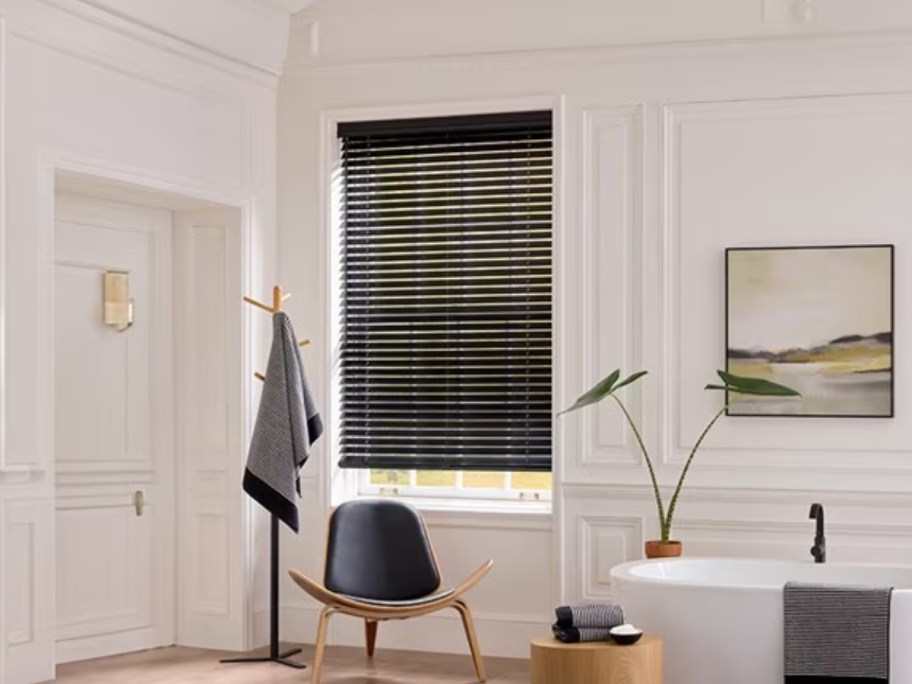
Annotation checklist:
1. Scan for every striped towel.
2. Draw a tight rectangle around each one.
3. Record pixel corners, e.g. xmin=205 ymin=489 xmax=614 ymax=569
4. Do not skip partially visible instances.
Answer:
xmin=242 ymin=312 xmax=323 ymax=533
xmin=552 ymin=624 xmax=613 ymax=643
xmin=784 ymin=582 xmax=892 ymax=683
xmin=555 ymin=603 xmax=625 ymax=629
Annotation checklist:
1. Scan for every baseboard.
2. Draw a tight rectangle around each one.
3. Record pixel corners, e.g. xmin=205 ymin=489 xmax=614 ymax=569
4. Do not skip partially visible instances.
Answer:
xmin=56 ymin=629 xmax=170 ymax=665
xmin=254 ymin=604 xmax=548 ymax=659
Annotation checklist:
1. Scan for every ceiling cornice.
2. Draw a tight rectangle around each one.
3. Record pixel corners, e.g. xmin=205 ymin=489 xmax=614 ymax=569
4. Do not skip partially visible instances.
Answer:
xmin=66 ymin=0 xmax=296 ymax=75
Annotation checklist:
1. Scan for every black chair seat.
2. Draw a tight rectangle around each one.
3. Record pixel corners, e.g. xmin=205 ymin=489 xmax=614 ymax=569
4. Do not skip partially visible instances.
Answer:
xmin=342 ymin=588 xmax=455 ymax=607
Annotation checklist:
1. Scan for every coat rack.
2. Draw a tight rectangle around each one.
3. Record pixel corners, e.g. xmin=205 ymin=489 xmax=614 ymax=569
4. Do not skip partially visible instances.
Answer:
xmin=221 ymin=284 xmax=310 ymax=670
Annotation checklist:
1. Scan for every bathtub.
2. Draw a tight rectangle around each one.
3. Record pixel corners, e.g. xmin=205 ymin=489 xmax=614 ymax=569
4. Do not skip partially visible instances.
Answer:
xmin=611 ymin=558 xmax=912 ymax=684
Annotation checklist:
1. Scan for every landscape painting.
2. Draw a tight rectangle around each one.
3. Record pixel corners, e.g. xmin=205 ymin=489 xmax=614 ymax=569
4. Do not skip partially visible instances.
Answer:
xmin=726 ymin=245 xmax=894 ymax=417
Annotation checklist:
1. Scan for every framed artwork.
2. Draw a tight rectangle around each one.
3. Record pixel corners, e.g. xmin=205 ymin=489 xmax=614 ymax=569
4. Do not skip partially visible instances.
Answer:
xmin=726 ymin=244 xmax=894 ymax=417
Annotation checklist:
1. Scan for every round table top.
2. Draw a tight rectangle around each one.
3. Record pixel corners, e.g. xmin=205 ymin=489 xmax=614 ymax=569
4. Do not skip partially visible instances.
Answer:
xmin=531 ymin=634 xmax=661 ymax=651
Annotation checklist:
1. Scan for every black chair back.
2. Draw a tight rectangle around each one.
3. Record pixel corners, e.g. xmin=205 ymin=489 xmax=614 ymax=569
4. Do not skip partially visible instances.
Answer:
xmin=324 ymin=499 xmax=442 ymax=601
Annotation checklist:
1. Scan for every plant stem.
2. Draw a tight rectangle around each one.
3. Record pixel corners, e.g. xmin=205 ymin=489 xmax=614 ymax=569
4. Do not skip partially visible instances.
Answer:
xmin=610 ymin=394 xmax=666 ymax=536
xmin=663 ymin=404 xmax=728 ymax=540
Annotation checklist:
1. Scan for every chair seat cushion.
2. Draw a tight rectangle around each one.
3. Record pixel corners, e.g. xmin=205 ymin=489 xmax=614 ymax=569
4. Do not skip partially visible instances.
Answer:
xmin=342 ymin=587 xmax=455 ymax=607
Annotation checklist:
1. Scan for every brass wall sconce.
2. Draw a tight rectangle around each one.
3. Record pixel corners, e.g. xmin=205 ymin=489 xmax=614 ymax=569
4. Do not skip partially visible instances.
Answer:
xmin=103 ymin=271 xmax=133 ymax=332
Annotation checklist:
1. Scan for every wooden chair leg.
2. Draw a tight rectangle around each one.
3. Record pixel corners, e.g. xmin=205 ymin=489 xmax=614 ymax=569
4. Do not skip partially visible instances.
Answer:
xmin=365 ymin=619 xmax=378 ymax=657
xmin=453 ymin=599 xmax=487 ymax=682
xmin=311 ymin=606 xmax=336 ymax=684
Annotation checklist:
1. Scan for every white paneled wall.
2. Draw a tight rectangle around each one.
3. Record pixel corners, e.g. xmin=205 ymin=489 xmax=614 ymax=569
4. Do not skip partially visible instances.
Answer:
xmin=173 ymin=210 xmax=245 ymax=650
xmin=1 ymin=495 xmax=54 ymax=684
xmin=0 ymin=1 xmax=278 ymax=682
xmin=280 ymin=0 xmax=912 ymax=658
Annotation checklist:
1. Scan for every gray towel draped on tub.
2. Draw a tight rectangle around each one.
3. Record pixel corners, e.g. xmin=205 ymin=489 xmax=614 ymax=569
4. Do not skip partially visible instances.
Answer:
xmin=784 ymin=582 xmax=892 ymax=684
xmin=243 ymin=311 xmax=323 ymax=533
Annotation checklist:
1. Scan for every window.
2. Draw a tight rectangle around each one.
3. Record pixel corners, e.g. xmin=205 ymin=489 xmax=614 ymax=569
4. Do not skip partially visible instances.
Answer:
xmin=336 ymin=111 xmax=553 ymax=481
xmin=360 ymin=469 xmax=553 ymax=501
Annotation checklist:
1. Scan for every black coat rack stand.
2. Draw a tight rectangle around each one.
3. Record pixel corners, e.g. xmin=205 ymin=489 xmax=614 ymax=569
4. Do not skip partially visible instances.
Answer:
xmin=222 ymin=285 xmax=309 ymax=669
xmin=220 ymin=514 xmax=307 ymax=669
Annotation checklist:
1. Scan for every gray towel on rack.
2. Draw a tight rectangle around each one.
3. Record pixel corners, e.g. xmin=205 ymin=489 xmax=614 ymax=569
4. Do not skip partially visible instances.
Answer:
xmin=243 ymin=312 xmax=323 ymax=533
xmin=784 ymin=582 xmax=892 ymax=683
xmin=555 ymin=603 xmax=625 ymax=629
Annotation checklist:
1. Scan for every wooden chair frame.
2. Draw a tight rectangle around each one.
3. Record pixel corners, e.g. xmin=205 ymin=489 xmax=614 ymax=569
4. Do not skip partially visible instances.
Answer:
xmin=288 ymin=505 xmax=493 ymax=683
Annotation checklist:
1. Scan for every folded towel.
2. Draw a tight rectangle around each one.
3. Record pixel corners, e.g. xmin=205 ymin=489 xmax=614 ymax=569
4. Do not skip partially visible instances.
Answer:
xmin=243 ymin=312 xmax=323 ymax=533
xmin=555 ymin=603 xmax=625 ymax=629
xmin=552 ymin=624 xmax=613 ymax=643
xmin=784 ymin=582 xmax=892 ymax=684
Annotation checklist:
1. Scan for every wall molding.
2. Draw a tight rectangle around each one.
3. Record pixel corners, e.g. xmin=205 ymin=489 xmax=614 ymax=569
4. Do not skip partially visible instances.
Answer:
xmin=661 ymin=92 xmax=912 ymax=475
xmin=562 ymin=482 xmax=912 ymax=508
xmin=578 ymin=514 xmax=643 ymax=600
xmin=575 ymin=106 xmax=644 ymax=469
xmin=288 ymin=2 xmax=912 ymax=71
xmin=33 ymin=0 xmax=284 ymax=82
xmin=676 ymin=516 xmax=912 ymax=539
xmin=2 ymin=496 xmax=54 ymax=684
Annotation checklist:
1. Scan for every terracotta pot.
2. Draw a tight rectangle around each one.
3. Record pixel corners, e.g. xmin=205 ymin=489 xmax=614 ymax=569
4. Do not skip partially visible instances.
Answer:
xmin=644 ymin=540 xmax=683 ymax=559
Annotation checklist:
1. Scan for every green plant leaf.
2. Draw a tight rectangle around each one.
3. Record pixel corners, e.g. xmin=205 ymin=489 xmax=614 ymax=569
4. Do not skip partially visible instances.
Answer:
xmin=611 ymin=370 xmax=648 ymax=394
xmin=704 ymin=384 xmax=728 ymax=391
xmin=557 ymin=369 xmax=621 ymax=415
xmin=713 ymin=370 xmax=800 ymax=396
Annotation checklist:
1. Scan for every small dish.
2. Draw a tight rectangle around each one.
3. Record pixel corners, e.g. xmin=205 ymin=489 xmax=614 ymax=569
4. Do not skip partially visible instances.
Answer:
xmin=609 ymin=623 xmax=643 ymax=645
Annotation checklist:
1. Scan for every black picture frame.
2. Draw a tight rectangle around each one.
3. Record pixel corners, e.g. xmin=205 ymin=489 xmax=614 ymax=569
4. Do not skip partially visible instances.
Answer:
xmin=725 ymin=243 xmax=896 ymax=418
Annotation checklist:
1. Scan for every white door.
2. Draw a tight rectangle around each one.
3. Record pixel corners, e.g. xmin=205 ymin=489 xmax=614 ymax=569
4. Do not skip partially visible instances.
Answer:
xmin=53 ymin=196 xmax=174 ymax=664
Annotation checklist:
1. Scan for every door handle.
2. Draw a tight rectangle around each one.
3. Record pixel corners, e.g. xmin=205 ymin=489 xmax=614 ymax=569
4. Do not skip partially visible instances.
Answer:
xmin=133 ymin=490 xmax=144 ymax=517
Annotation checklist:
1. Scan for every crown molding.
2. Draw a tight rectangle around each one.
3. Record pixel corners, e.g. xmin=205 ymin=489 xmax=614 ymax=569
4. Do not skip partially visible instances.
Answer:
xmin=35 ymin=0 xmax=292 ymax=78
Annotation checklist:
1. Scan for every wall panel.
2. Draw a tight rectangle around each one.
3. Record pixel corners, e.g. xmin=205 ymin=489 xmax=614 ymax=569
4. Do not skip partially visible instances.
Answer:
xmin=563 ymin=107 xmax=645 ymax=478
xmin=665 ymin=95 xmax=912 ymax=489
xmin=174 ymin=212 xmax=245 ymax=651
xmin=2 ymin=497 xmax=53 ymax=684
xmin=0 ymin=1 xmax=276 ymax=680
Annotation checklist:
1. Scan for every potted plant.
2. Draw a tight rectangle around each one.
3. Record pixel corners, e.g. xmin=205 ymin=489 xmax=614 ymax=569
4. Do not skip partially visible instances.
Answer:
xmin=559 ymin=369 xmax=799 ymax=558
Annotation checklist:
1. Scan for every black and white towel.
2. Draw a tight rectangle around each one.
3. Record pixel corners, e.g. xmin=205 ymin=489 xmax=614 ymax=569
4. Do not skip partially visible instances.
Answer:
xmin=784 ymin=582 xmax=892 ymax=684
xmin=552 ymin=624 xmax=613 ymax=643
xmin=555 ymin=603 xmax=625 ymax=629
xmin=243 ymin=312 xmax=323 ymax=533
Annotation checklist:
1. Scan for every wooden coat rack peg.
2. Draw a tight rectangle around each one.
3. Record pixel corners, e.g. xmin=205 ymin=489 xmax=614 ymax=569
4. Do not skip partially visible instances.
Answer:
xmin=244 ymin=285 xmax=311 ymax=382
xmin=221 ymin=283 xmax=310 ymax=671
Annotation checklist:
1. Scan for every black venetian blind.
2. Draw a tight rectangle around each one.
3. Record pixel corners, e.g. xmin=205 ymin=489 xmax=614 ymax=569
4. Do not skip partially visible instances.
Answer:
xmin=337 ymin=111 xmax=553 ymax=472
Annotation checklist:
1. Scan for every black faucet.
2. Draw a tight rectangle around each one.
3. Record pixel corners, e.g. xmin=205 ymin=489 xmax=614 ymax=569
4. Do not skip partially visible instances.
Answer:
xmin=809 ymin=503 xmax=826 ymax=564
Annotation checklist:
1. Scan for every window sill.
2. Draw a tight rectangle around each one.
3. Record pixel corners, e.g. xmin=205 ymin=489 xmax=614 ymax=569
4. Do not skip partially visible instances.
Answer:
xmin=357 ymin=494 xmax=553 ymax=530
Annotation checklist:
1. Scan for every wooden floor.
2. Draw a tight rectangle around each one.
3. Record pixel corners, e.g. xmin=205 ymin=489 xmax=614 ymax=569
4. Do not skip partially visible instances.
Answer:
xmin=47 ymin=644 xmax=531 ymax=683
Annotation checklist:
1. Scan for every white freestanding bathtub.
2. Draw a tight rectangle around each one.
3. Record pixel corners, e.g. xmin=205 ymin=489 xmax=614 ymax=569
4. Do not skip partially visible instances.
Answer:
xmin=611 ymin=558 xmax=912 ymax=684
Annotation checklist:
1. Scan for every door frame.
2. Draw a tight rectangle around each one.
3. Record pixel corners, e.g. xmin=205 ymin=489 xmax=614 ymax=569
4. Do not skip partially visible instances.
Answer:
xmin=39 ymin=153 xmax=263 ymax=671
xmin=52 ymin=195 xmax=175 ymax=663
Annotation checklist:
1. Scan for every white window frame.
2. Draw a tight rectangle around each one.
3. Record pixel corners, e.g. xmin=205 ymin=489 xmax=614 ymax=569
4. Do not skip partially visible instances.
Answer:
xmin=357 ymin=469 xmax=552 ymax=503
xmin=324 ymin=96 xmax=561 ymax=510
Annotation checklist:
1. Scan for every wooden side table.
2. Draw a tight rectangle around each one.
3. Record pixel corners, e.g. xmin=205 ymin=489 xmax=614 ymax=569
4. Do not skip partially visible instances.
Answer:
xmin=530 ymin=635 xmax=663 ymax=684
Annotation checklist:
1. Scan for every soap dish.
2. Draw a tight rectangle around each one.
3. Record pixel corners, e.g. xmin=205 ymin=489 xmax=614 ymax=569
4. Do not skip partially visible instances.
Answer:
xmin=609 ymin=624 xmax=644 ymax=645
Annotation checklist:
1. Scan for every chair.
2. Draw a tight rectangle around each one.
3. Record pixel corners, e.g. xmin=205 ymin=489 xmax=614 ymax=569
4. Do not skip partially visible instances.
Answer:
xmin=288 ymin=499 xmax=494 ymax=683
